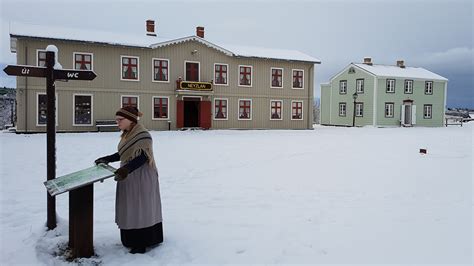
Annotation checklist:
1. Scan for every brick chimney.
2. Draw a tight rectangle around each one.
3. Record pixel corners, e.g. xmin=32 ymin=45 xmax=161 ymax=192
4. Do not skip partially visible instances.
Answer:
xmin=363 ymin=57 xmax=373 ymax=66
xmin=196 ymin=26 xmax=204 ymax=38
xmin=146 ymin=20 xmax=156 ymax=36
xmin=397 ymin=60 xmax=405 ymax=68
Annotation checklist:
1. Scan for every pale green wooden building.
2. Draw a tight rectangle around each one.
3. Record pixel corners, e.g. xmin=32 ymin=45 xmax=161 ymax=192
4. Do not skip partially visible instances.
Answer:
xmin=321 ymin=58 xmax=448 ymax=127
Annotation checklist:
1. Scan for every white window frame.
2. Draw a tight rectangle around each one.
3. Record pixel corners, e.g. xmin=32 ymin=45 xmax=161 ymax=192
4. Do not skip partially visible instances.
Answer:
xmin=73 ymin=52 xmax=94 ymax=71
xmin=270 ymin=100 xmax=283 ymax=120
xmin=36 ymin=92 xmax=58 ymax=127
xmin=424 ymin=104 xmax=432 ymax=119
xmin=238 ymin=65 xmax=253 ymax=87
xmin=120 ymin=55 xmax=140 ymax=81
xmin=270 ymin=67 xmax=284 ymax=89
xmin=425 ymin=81 xmax=433 ymax=95
xmin=356 ymin=79 xmax=364 ymax=93
xmin=151 ymin=96 xmax=170 ymax=120
xmin=404 ymin=80 xmax=413 ymax=94
xmin=213 ymin=98 xmax=229 ymax=120
xmin=36 ymin=49 xmax=47 ymax=67
xmin=120 ymin=95 xmax=140 ymax=110
xmin=72 ymin=93 xmax=93 ymax=127
xmin=184 ymin=60 xmax=201 ymax=82
xmin=339 ymin=103 xmax=347 ymax=117
xmin=213 ymin=63 xmax=229 ymax=86
xmin=292 ymin=69 xmax=305 ymax=90
xmin=151 ymin=58 xmax=170 ymax=83
xmin=356 ymin=102 xmax=364 ymax=117
xmin=339 ymin=80 xmax=347 ymax=94
xmin=386 ymin=79 xmax=395 ymax=93
xmin=385 ymin=103 xmax=394 ymax=118
xmin=238 ymin=98 xmax=253 ymax=120
xmin=291 ymin=100 xmax=304 ymax=120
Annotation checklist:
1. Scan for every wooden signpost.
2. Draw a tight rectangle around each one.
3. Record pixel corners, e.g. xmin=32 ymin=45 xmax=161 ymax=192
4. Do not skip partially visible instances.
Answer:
xmin=3 ymin=46 xmax=97 ymax=258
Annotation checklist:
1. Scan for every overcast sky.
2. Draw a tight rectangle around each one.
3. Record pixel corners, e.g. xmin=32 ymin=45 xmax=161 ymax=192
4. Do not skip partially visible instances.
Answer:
xmin=1 ymin=0 xmax=472 ymax=107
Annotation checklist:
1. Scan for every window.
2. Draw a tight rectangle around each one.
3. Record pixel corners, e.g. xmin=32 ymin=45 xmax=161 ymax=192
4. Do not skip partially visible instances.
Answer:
xmin=74 ymin=53 xmax=93 ymax=70
xmin=424 ymin=104 xmax=432 ymax=119
xmin=153 ymin=59 xmax=169 ymax=82
xmin=356 ymin=79 xmax=364 ymax=93
xmin=386 ymin=79 xmax=395 ymax=93
xmin=385 ymin=103 xmax=394 ymax=118
xmin=37 ymin=94 xmax=47 ymax=125
xmin=404 ymin=80 xmax=413 ymax=94
xmin=37 ymin=93 xmax=58 ymax=126
xmin=37 ymin=50 xmax=47 ymax=67
xmin=270 ymin=100 xmax=283 ymax=120
xmin=153 ymin=97 xmax=168 ymax=119
xmin=238 ymin=99 xmax=252 ymax=120
xmin=121 ymin=96 xmax=138 ymax=108
xmin=214 ymin=98 xmax=228 ymax=119
xmin=185 ymin=61 xmax=200 ymax=81
xmin=356 ymin=103 xmax=364 ymax=117
xmin=339 ymin=80 xmax=347 ymax=94
xmin=239 ymin=65 xmax=252 ymax=86
xmin=425 ymin=81 xmax=433 ymax=94
xmin=271 ymin=68 xmax=283 ymax=88
xmin=121 ymin=56 xmax=139 ymax=80
xmin=214 ymin=64 xmax=228 ymax=85
xmin=292 ymin=69 xmax=304 ymax=89
xmin=291 ymin=101 xmax=303 ymax=120
xmin=74 ymin=94 xmax=92 ymax=125
xmin=339 ymin=103 xmax=346 ymax=117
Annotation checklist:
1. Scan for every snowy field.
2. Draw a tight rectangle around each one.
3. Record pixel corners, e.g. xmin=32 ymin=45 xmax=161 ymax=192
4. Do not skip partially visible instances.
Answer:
xmin=1 ymin=124 xmax=472 ymax=265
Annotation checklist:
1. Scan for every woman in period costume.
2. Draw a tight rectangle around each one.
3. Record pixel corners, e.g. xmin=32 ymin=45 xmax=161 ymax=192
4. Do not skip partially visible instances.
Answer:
xmin=95 ymin=106 xmax=163 ymax=254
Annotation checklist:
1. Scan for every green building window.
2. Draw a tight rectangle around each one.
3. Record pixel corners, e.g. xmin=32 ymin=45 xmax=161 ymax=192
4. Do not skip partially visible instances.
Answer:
xmin=339 ymin=103 xmax=346 ymax=117
xmin=386 ymin=79 xmax=395 ymax=93
xmin=339 ymin=80 xmax=347 ymax=94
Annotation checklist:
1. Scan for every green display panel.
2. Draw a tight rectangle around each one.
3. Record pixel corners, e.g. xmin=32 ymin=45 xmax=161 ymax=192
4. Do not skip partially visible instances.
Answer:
xmin=44 ymin=164 xmax=116 ymax=196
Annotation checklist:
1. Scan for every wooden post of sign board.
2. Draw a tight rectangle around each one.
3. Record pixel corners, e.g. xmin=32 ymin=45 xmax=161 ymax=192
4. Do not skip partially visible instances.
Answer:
xmin=69 ymin=184 xmax=94 ymax=258
xmin=45 ymin=51 xmax=57 ymax=230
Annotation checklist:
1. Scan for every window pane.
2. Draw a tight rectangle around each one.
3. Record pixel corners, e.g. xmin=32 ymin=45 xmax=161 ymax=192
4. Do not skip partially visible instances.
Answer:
xmin=38 ymin=94 xmax=47 ymax=124
xmin=75 ymin=96 xmax=92 ymax=124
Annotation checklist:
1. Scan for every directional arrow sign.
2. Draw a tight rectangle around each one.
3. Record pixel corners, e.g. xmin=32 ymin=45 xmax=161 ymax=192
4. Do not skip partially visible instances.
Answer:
xmin=3 ymin=65 xmax=47 ymax=77
xmin=54 ymin=69 xmax=97 ymax=80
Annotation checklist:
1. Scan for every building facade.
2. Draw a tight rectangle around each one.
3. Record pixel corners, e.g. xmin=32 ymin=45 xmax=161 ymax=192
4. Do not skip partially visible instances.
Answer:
xmin=10 ymin=21 xmax=320 ymax=133
xmin=320 ymin=58 xmax=448 ymax=127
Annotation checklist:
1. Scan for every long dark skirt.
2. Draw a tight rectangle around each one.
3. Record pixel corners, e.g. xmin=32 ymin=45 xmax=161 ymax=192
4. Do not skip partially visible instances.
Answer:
xmin=120 ymin=222 xmax=163 ymax=248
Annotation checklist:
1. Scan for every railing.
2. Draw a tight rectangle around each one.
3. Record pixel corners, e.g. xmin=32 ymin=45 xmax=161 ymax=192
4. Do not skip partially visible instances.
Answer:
xmin=445 ymin=117 xmax=463 ymax=127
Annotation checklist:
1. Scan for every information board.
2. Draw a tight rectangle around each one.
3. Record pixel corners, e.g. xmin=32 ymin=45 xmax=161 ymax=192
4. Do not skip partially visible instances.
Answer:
xmin=44 ymin=164 xmax=116 ymax=196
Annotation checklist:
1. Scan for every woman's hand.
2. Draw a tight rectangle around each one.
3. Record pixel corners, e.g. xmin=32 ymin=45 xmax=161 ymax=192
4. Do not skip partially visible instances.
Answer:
xmin=94 ymin=157 xmax=109 ymax=165
xmin=114 ymin=167 xmax=129 ymax=181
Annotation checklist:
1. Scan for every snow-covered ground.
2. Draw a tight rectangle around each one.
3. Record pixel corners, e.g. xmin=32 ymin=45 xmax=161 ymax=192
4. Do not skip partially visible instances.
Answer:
xmin=1 ymin=124 xmax=472 ymax=265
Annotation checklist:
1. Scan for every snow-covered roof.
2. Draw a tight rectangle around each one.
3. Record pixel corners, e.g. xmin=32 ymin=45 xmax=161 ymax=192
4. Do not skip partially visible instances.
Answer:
xmin=10 ymin=22 xmax=320 ymax=63
xmin=215 ymin=44 xmax=321 ymax=63
xmin=354 ymin=63 xmax=448 ymax=81
xmin=10 ymin=22 xmax=171 ymax=48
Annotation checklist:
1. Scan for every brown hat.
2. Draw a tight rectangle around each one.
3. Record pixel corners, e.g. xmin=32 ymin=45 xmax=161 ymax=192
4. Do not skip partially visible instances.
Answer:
xmin=116 ymin=106 xmax=143 ymax=123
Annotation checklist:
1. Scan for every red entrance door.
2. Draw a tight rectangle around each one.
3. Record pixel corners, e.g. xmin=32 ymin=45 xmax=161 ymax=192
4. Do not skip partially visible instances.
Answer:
xmin=200 ymin=101 xmax=211 ymax=129
xmin=176 ymin=100 xmax=184 ymax=128
xmin=176 ymin=99 xmax=211 ymax=129
xmin=186 ymin=62 xmax=199 ymax=81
